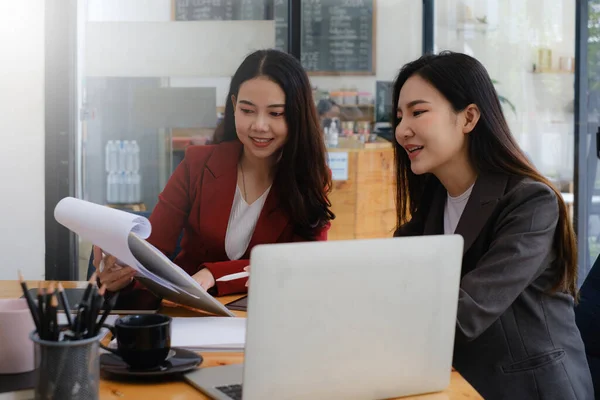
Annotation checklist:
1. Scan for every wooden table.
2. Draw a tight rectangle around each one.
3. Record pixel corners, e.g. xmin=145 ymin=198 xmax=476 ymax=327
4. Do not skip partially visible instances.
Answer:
xmin=0 ymin=281 xmax=482 ymax=400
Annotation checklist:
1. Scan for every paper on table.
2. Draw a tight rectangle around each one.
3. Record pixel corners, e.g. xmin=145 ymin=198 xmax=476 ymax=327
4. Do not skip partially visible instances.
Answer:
xmin=170 ymin=317 xmax=246 ymax=351
xmin=54 ymin=197 xmax=178 ymax=292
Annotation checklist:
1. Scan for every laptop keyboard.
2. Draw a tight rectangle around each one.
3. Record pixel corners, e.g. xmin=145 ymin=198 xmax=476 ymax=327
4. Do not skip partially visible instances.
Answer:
xmin=216 ymin=384 xmax=243 ymax=400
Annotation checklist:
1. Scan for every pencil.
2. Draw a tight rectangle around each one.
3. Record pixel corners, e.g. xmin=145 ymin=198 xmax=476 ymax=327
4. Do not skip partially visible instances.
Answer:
xmin=74 ymin=304 xmax=86 ymax=338
xmin=44 ymin=282 xmax=56 ymax=340
xmin=92 ymin=285 xmax=107 ymax=331
xmin=57 ymin=282 xmax=73 ymax=329
xmin=49 ymin=294 xmax=59 ymax=341
xmin=85 ymin=285 xmax=99 ymax=338
xmin=37 ymin=284 xmax=45 ymax=339
xmin=17 ymin=272 xmax=41 ymax=335
xmin=81 ymin=272 xmax=97 ymax=304
xmin=94 ymin=291 xmax=118 ymax=336
xmin=75 ymin=273 xmax=97 ymax=338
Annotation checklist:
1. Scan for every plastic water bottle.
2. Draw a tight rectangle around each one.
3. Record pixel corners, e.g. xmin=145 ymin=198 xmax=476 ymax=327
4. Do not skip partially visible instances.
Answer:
xmin=106 ymin=172 xmax=119 ymax=203
xmin=130 ymin=140 xmax=140 ymax=172
xmin=325 ymin=125 xmax=338 ymax=148
xmin=124 ymin=142 xmax=132 ymax=172
xmin=105 ymin=140 xmax=118 ymax=173
xmin=131 ymin=171 xmax=141 ymax=202
xmin=118 ymin=172 xmax=127 ymax=204
xmin=329 ymin=118 xmax=339 ymax=148
xmin=118 ymin=141 xmax=128 ymax=172
xmin=124 ymin=172 xmax=133 ymax=203
xmin=124 ymin=141 xmax=136 ymax=172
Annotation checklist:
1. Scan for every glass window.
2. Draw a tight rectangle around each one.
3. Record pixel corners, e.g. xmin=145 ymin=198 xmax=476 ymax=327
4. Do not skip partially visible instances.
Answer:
xmin=76 ymin=0 xmax=281 ymax=278
xmin=435 ymin=1 xmax=575 ymax=190
xmin=579 ymin=1 xmax=600 ymax=278
xmin=302 ymin=0 xmax=423 ymax=241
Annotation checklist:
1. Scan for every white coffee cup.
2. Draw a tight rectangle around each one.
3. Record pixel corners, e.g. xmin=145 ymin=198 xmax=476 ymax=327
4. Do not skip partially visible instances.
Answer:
xmin=0 ymin=298 xmax=35 ymax=374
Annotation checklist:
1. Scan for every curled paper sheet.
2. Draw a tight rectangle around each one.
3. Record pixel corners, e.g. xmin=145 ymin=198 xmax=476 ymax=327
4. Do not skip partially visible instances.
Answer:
xmin=54 ymin=197 xmax=150 ymax=270
xmin=54 ymin=197 xmax=179 ymax=292
xmin=54 ymin=197 xmax=234 ymax=316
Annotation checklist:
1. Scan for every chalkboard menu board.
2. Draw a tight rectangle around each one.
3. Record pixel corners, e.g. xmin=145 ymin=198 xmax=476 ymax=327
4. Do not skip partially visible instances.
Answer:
xmin=173 ymin=0 xmax=270 ymax=21
xmin=172 ymin=0 xmax=376 ymax=75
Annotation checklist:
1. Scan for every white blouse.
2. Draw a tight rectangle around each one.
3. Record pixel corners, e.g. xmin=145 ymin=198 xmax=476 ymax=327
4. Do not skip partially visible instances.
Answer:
xmin=443 ymin=183 xmax=474 ymax=234
xmin=224 ymin=185 xmax=271 ymax=260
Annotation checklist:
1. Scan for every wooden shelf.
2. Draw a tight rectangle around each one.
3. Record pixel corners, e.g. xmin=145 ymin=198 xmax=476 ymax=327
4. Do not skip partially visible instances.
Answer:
xmin=338 ymin=104 xmax=374 ymax=108
xmin=328 ymin=137 xmax=392 ymax=152
xmin=530 ymin=69 xmax=574 ymax=75
xmin=456 ymin=21 xmax=497 ymax=33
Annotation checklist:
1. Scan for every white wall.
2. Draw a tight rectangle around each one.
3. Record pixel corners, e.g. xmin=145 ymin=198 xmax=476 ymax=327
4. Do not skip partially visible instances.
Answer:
xmin=86 ymin=0 xmax=423 ymax=106
xmin=87 ymin=0 xmax=171 ymax=22
xmin=85 ymin=20 xmax=276 ymax=77
xmin=0 ymin=0 xmax=45 ymax=279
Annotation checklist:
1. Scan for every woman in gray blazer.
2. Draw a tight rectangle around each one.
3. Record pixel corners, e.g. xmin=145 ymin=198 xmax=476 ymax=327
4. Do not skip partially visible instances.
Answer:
xmin=392 ymin=51 xmax=594 ymax=400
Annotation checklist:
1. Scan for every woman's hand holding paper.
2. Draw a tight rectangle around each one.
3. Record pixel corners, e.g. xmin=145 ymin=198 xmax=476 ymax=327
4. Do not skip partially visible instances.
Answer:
xmin=93 ymin=245 xmax=137 ymax=292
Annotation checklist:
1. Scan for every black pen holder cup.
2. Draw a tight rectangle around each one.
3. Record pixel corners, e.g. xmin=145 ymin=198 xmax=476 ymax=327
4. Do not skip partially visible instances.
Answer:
xmin=29 ymin=329 xmax=107 ymax=400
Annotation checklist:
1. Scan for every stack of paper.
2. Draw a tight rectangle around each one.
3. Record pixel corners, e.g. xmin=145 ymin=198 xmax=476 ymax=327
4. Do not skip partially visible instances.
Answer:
xmin=171 ymin=317 xmax=246 ymax=352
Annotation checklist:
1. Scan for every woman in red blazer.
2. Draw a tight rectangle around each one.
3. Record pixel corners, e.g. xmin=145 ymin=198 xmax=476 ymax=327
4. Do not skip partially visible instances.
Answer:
xmin=93 ymin=49 xmax=334 ymax=296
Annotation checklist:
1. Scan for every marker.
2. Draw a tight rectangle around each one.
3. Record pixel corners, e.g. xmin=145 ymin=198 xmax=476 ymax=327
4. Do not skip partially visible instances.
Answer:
xmin=216 ymin=271 xmax=249 ymax=282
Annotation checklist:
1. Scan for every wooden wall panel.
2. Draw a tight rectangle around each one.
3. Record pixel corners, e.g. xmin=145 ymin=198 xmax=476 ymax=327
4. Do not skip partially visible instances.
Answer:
xmin=328 ymin=148 xmax=395 ymax=241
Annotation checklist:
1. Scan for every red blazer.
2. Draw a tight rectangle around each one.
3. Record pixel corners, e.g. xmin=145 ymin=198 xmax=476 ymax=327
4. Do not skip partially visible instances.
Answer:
xmin=144 ymin=140 xmax=329 ymax=296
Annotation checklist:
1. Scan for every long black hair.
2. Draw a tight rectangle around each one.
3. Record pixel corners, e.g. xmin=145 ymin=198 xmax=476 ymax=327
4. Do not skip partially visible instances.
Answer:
xmin=392 ymin=51 xmax=577 ymax=297
xmin=213 ymin=49 xmax=334 ymax=239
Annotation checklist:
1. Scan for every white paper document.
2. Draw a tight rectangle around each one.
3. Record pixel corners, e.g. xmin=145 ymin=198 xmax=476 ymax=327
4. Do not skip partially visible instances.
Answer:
xmin=54 ymin=197 xmax=234 ymax=317
xmin=54 ymin=197 xmax=176 ymax=291
xmin=170 ymin=317 xmax=246 ymax=351
xmin=107 ymin=317 xmax=246 ymax=352
xmin=54 ymin=197 xmax=150 ymax=271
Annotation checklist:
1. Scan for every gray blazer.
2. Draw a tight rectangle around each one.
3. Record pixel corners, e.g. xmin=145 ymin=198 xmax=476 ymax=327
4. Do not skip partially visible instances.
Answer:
xmin=395 ymin=173 xmax=594 ymax=400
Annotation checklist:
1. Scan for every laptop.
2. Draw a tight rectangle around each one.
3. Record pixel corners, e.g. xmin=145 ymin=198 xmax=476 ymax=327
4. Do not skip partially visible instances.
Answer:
xmin=184 ymin=235 xmax=464 ymax=400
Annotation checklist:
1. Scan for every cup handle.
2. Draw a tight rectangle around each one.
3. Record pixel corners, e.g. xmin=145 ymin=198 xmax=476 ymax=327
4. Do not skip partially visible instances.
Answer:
xmin=98 ymin=325 xmax=119 ymax=356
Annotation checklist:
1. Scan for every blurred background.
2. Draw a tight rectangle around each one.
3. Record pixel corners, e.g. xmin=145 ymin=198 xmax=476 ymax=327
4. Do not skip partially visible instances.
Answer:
xmin=3 ymin=0 xmax=600 ymax=287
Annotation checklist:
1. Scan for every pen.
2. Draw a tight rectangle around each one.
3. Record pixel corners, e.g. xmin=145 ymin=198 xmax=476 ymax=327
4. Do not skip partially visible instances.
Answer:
xmin=216 ymin=271 xmax=250 ymax=282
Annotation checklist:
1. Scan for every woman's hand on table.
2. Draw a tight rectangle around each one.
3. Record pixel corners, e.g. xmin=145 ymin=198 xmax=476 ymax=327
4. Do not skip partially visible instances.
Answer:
xmin=192 ymin=268 xmax=216 ymax=290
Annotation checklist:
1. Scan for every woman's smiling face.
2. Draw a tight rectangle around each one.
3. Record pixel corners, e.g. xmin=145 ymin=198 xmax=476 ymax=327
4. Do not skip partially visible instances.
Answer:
xmin=395 ymin=74 xmax=469 ymax=176
xmin=232 ymin=76 xmax=288 ymax=162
